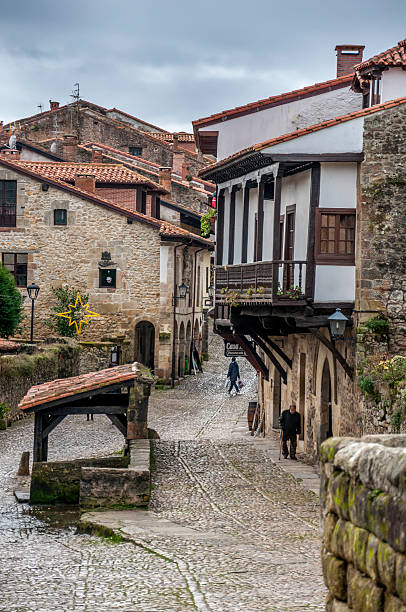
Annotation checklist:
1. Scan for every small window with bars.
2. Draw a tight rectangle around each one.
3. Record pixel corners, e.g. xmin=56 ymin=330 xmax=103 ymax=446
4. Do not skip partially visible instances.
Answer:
xmin=315 ymin=209 xmax=355 ymax=264
xmin=129 ymin=146 xmax=143 ymax=157
xmin=2 ymin=252 xmax=28 ymax=286
xmin=99 ymin=268 xmax=116 ymax=288
xmin=54 ymin=209 xmax=67 ymax=225
xmin=0 ymin=180 xmax=17 ymax=227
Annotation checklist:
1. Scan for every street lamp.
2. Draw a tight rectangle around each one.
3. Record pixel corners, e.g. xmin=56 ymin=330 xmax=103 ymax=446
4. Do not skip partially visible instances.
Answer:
xmin=178 ymin=282 xmax=188 ymax=299
xmin=110 ymin=345 xmax=120 ymax=366
xmin=328 ymin=308 xmax=349 ymax=340
xmin=208 ymin=284 xmax=214 ymax=298
xmin=27 ymin=282 xmax=40 ymax=343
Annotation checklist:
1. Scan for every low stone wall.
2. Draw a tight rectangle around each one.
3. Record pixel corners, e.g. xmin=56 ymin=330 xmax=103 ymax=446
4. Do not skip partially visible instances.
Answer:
xmin=30 ymin=456 xmax=129 ymax=504
xmin=321 ymin=435 xmax=406 ymax=611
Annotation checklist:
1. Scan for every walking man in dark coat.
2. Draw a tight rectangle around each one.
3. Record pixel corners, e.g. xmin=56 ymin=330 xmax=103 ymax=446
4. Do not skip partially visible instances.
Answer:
xmin=280 ymin=404 xmax=301 ymax=459
xmin=227 ymin=357 xmax=240 ymax=395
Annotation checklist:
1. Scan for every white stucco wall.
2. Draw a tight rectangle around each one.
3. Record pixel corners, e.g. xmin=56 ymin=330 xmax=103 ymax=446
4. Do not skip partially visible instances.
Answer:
xmin=200 ymin=86 xmax=362 ymax=159
xmin=20 ymin=148 xmax=55 ymax=162
xmin=160 ymin=245 xmax=169 ymax=283
xmin=247 ymin=187 xmax=258 ymax=263
xmin=262 ymin=198 xmax=274 ymax=261
xmin=381 ymin=68 xmax=406 ymax=102
xmin=222 ymin=190 xmax=230 ymax=265
xmin=234 ymin=188 xmax=243 ymax=264
xmin=262 ymin=117 xmax=364 ymax=155
xmin=314 ymin=266 xmax=355 ymax=302
xmin=319 ymin=163 xmax=358 ymax=208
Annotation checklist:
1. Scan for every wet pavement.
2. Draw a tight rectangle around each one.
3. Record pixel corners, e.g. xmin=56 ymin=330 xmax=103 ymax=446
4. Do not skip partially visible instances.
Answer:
xmin=0 ymin=333 xmax=326 ymax=611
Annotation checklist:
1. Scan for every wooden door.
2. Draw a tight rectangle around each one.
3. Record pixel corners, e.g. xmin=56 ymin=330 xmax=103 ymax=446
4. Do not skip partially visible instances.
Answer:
xmin=284 ymin=207 xmax=295 ymax=290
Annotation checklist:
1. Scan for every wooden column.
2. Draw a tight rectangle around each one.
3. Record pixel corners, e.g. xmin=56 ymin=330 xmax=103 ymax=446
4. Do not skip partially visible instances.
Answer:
xmin=216 ymin=189 xmax=225 ymax=266
xmin=305 ymin=163 xmax=320 ymax=299
xmin=150 ymin=193 xmax=157 ymax=218
xmin=33 ymin=413 xmax=48 ymax=462
xmin=127 ymin=382 xmax=151 ymax=439
xmin=228 ymin=186 xmax=237 ymax=265
xmin=255 ymin=180 xmax=265 ymax=262
xmin=241 ymin=183 xmax=250 ymax=263
xmin=272 ymin=173 xmax=283 ymax=298
xmin=135 ymin=186 xmax=143 ymax=213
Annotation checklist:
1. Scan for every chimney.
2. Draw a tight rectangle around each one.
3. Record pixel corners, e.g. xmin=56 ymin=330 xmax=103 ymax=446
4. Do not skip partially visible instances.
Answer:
xmin=91 ymin=149 xmax=103 ymax=163
xmin=181 ymin=162 xmax=187 ymax=181
xmin=0 ymin=148 xmax=20 ymax=160
xmin=335 ymin=45 xmax=365 ymax=77
xmin=173 ymin=133 xmax=179 ymax=151
xmin=172 ymin=150 xmax=185 ymax=176
xmin=49 ymin=100 xmax=60 ymax=111
xmin=158 ymin=167 xmax=172 ymax=194
xmin=63 ymin=134 xmax=78 ymax=161
xmin=75 ymin=173 xmax=95 ymax=193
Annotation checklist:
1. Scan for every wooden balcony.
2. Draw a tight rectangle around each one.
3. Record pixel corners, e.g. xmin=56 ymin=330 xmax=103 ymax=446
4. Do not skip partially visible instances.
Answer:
xmin=215 ymin=260 xmax=309 ymax=305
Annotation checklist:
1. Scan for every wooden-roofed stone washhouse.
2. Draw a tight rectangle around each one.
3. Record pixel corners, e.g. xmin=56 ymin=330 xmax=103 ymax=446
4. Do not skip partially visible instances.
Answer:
xmin=0 ymin=155 xmax=213 ymax=383
xmin=200 ymin=95 xmax=406 ymax=460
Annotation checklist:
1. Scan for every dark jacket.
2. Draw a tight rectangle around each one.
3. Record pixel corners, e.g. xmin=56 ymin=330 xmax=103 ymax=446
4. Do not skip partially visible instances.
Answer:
xmin=227 ymin=361 xmax=240 ymax=382
xmin=280 ymin=409 xmax=301 ymax=436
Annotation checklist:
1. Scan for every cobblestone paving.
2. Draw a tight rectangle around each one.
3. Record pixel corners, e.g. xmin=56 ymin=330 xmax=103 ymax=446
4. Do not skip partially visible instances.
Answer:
xmin=0 ymin=333 xmax=326 ymax=611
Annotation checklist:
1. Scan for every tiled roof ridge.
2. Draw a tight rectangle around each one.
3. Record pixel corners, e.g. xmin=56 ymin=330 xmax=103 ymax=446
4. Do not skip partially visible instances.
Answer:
xmin=193 ymin=73 xmax=353 ymax=127
xmin=0 ymin=155 xmax=212 ymax=245
xmin=200 ymin=95 xmax=406 ymax=176
xmin=354 ymin=38 xmax=406 ymax=71
xmin=13 ymin=160 xmax=164 ymax=190
xmin=3 ymin=99 xmax=107 ymax=129
xmin=79 ymin=142 xmax=215 ymax=191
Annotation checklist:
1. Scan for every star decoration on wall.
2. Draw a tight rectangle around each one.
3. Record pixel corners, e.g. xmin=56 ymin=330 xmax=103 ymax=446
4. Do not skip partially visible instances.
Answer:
xmin=57 ymin=293 xmax=100 ymax=335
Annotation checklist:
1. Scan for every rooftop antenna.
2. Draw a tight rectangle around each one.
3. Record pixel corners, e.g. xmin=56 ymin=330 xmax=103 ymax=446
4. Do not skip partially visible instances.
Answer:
xmin=69 ymin=82 xmax=80 ymax=131
xmin=50 ymin=114 xmax=59 ymax=153
xmin=37 ymin=104 xmax=43 ymax=113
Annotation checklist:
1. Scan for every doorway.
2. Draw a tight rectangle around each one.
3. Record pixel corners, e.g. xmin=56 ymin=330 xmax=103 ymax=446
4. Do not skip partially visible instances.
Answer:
xmin=272 ymin=372 xmax=282 ymax=428
xmin=320 ymin=359 xmax=332 ymax=443
xmin=134 ymin=321 xmax=155 ymax=371
xmin=284 ymin=206 xmax=295 ymax=290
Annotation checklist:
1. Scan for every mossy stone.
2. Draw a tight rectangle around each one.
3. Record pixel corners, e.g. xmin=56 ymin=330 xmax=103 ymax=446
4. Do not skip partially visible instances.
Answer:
xmin=377 ymin=540 xmax=397 ymax=593
xmin=395 ymin=553 xmax=406 ymax=604
xmin=384 ymin=593 xmax=406 ymax=612
xmin=365 ymin=534 xmax=380 ymax=581
xmin=329 ymin=471 xmax=351 ymax=520
xmin=324 ymin=512 xmax=338 ymax=550
xmin=322 ymin=549 xmax=347 ymax=601
xmin=347 ymin=563 xmax=384 ymax=611
xmin=352 ymin=526 xmax=369 ymax=575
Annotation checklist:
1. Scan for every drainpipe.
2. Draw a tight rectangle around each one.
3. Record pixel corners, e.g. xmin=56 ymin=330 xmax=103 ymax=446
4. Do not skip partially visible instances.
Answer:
xmin=190 ymin=247 xmax=205 ymax=372
xmin=171 ymin=243 xmax=184 ymax=388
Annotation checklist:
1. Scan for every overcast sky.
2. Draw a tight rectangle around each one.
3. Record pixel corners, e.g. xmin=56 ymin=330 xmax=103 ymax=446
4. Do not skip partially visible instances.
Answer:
xmin=1 ymin=1 xmax=405 ymax=131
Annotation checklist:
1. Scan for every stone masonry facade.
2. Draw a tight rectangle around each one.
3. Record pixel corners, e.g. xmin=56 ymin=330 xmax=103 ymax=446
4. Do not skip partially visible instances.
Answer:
xmin=321 ymin=435 xmax=406 ymax=612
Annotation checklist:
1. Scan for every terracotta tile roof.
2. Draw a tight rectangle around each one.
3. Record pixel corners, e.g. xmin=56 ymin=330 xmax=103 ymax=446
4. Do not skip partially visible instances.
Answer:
xmin=13 ymin=161 xmax=162 ymax=189
xmin=200 ymin=95 xmax=406 ymax=178
xmin=0 ymin=156 xmax=213 ymax=247
xmin=150 ymin=132 xmax=195 ymax=143
xmin=19 ymin=363 xmax=151 ymax=411
xmin=0 ymin=339 xmax=22 ymax=353
xmin=355 ymin=38 xmax=406 ymax=71
xmin=79 ymin=142 xmax=215 ymax=194
xmin=193 ymin=74 xmax=353 ymax=128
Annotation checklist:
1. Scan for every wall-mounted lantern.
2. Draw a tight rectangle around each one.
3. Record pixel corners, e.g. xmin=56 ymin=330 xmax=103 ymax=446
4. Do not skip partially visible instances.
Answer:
xmin=328 ymin=308 xmax=349 ymax=340
xmin=27 ymin=282 xmax=40 ymax=343
xmin=178 ymin=282 xmax=188 ymax=299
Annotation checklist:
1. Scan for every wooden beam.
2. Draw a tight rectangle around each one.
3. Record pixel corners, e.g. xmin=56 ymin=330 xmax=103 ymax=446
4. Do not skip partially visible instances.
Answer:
xmin=241 ymin=184 xmax=250 ymax=263
xmin=264 ymin=153 xmax=365 ymax=162
xmin=305 ymin=163 xmax=320 ymax=299
xmin=36 ymin=405 xmax=128 ymax=416
xmin=248 ymin=330 xmax=287 ymax=384
xmin=216 ymin=189 xmax=225 ymax=266
xmin=106 ymin=414 xmax=127 ymax=437
xmin=42 ymin=415 xmax=66 ymax=439
xmin=310 ymin=328 xmax=353 ymax=379
xmin=228 ymin=187 xmax=236 ymax=265
xmin=272 ymin=175 xmax=282 ymax=298
xmin=255 ymin=181 xmax=265 ymax=262
xmin=33 ymin=413 xmax=43 ymax=462
xmin=233 ymin=332 xmax=269 ymax=380
xmin=253 ymin=329 xmax=292 ymax=368
xmin=24 ymin=382 xmax=134 ymax=413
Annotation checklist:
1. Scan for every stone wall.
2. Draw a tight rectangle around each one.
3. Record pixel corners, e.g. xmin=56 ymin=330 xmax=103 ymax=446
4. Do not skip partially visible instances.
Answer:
xmin=321 ymin=435 xmax=406 ymax=611
xmin=30 ymin=456 xmax=129 ymax=504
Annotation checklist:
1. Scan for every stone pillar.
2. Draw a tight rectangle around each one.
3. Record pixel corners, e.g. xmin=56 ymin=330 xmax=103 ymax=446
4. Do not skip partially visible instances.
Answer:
xmin=127 ymin=382 xmax=151 ymax=440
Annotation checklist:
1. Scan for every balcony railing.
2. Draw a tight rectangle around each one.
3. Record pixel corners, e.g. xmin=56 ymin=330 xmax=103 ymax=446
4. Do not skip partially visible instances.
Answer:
xmin=215 ymin=260 xmax=308 ymax=304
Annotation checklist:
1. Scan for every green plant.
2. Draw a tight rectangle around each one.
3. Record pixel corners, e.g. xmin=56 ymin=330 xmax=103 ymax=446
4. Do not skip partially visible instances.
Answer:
xmin=391 ymin=408 xmax=404 ymax=433
xmin=224 ymin=289 xmax=240 ymax=307
xmin=364 ymin=314 xmax=389 ymax=336
xmin=0 ymin=264 xmax=23 ymax=338
xmin=159 ymin=331 xmax=171 ymax=341
xmin=0 ymin=402 xmax=10 ymax=430
xmin=276 ymin=283 xmax=303 ymax=299
xmin=200 ymin=208 xmax=216 ymax=237
xmin=358 ymin=375 xmax=379 ymax=400
xmin=44 ymin=285 xmax=89 ymax=337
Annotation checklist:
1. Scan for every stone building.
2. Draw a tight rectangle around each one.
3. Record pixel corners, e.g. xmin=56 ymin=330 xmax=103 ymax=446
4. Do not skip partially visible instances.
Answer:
xmin=197 ymin=38 xmax=406 ymax=459
xmin=0 ymin=155 xmax=212 ymax=382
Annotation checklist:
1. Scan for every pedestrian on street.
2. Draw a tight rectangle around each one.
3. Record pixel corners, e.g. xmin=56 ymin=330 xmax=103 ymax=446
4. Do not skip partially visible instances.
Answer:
xmin=227 ymin=357 xmax=241 ymax=395
xmin=280 ymin=404 xmax=301 ymax=460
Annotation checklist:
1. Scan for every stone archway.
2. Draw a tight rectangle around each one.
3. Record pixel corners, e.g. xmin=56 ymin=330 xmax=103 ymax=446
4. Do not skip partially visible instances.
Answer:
xmin=320 ymin=358 xmax=333 ymax=443
xmin=134 ymin=321 xmax=155 ymax=371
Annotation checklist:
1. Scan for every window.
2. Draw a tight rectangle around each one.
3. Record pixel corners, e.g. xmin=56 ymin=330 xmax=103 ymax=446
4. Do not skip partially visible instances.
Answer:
xmin=129 ymin=146 xmax=143 ymax=157
xmin=54 ymin=209 xmax=67 ymax=225
xmin=2 ymin=252 xmax=27 ymax=286
xmin=99 ymin=268 xmax=116 ymax=288
xmin=315 ymin=209 xmax=356 ymax=264
xmin=0 ymin=180 xmax=17 ymax=227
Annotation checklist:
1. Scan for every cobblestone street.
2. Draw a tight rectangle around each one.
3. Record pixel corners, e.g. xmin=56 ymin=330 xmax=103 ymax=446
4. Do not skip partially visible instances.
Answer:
xmin=0 ymin=333 xmax=326 ymax=611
